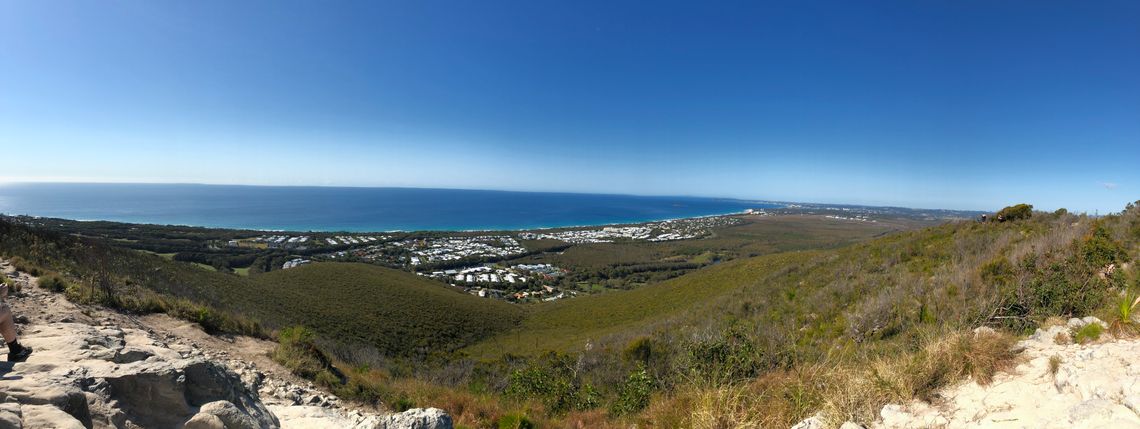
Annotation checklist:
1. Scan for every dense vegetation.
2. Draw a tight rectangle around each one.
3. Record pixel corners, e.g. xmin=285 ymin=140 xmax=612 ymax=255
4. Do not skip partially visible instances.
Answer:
xmin=251 ymin=263 xmax=523 ymax=359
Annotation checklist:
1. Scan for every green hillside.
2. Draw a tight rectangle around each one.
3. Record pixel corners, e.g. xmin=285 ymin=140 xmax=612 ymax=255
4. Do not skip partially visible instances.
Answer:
xmin=470 ymin=206 xmax=1139 ymax=367
xmin=249 ymin=263 xmax=523 ymax=356
xmin=442 ymin=205 xmax=1139 ymax=426
xmin=465 ymin=250 xmax=818 ymax=357
xmin=0 ymin=219 xmax=522 ymax=358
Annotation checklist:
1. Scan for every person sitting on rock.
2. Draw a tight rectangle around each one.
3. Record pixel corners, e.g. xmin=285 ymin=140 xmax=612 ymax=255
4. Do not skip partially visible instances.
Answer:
xmin=0 ymin=280 xmax=33 ymax=362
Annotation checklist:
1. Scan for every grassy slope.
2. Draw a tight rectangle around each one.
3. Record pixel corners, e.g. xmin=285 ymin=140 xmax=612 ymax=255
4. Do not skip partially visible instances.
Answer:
xmin=469 ymin=211 xmax=1133 ymax=362
xmin=0 ymin=219 xmax=523 ymax=357
xmin=465 ymin=251 xmax=817 ymax=357
xmin=248 ymin=263 xmax=524 ymax=356
xmin=511 ymin=215 xmax=912 ymax=271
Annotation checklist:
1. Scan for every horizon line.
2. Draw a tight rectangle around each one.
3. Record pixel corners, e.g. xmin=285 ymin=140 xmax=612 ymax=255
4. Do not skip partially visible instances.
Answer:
xmin=0 ymin=179 xmax=994 ymax=213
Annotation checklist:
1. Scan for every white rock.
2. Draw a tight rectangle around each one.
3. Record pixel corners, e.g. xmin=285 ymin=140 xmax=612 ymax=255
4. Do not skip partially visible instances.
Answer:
xmin=791 ymin=412 xmax=825 ymax=429
xmin=872 ymin=326 xmax=1140 ymax=429
xmin=375 ymin=408 xmax=453 ymax=429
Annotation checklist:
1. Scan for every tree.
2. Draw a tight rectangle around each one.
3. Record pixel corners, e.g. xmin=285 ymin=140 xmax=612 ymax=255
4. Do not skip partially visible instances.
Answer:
xmin=993 ymin=204 xmax=1033 ymax=222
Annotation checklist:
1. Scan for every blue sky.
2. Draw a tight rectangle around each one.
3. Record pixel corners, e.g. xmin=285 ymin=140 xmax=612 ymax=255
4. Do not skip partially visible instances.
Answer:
xmin=1 ymin=1 xmax=1137 ymax=212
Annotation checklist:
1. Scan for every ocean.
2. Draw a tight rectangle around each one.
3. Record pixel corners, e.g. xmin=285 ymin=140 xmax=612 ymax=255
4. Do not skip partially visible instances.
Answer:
xmin=0 ymin=183 xmax=778 ymax=232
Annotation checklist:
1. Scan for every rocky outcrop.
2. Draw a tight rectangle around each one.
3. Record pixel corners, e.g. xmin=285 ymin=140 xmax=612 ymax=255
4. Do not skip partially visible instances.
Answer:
xmin=873 ymin=317 xmax=1140 ymax=429
xmin=267 ymin=406 xmax=452 ymax=429
xmin=0 ymin=321 xmax=455 ymax=429
xmin=2 ymin=322 xmax=278 ymax=428
xmin=0 ymin=261 xmax=453 ymax=429
xmin=375 ymin=408 xmax=452 ymax=429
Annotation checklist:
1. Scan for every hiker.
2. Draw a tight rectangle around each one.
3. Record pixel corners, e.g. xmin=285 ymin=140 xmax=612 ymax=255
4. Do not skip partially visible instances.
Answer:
xmin=0 ymin=280 xmax=33 ymax=362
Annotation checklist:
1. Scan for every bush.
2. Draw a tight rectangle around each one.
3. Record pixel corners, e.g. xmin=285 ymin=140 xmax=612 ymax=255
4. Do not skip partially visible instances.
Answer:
xmin=496 ymin=413 xmax=535 ymax=429
xmin=8 ymin=256 xmax=43 ymax=277
xmin=980 ymin=257 xmax=1014 ymax=286
xmin=1028 ymin=261 xmax=1106 ymax=318
xmin=37 ymin=272 xmax=68 ymax=292
xmin=1072 ymin=323 xmax=1103 ymax=344
xmin=610 ymin=366 xmax=655 ymax=416
xmin=993 ymin=204 xmax=1033 ymax=222
xmin=505 ymin=352 xmax=601 ymax=414
xmin=623 ymin=337 xmax=654 ymax=366
xmin=684 ymin=325 xmax=761 ymax=385
xmin=273 ymin=326 xmax=339 ymax=381
xmin=1081 ymin=222 xmax=1126 ymax=269
xmin=1112 ymin=289 xmax=1140 ymax=334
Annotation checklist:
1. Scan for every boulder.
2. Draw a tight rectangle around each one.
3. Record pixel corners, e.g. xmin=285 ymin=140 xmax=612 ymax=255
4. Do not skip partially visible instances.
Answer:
xmin=375 ymin=408 xmax=453 ymax=429
xmin=790 ymin=412 xmax=825 ymax=429
xmin=184 ymin=412 xmax=226 ymax=429
xmin=195 ymin=400 xmax=260 ymax=429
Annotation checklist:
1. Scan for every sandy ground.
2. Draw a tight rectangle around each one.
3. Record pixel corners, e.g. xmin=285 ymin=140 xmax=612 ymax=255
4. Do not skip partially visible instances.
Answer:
xmin=875 ymin=323 xmax=1140 ymax=429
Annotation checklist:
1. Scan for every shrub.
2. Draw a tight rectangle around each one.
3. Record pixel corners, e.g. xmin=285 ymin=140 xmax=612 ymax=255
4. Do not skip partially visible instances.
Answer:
xmin=1112 ymin=289 xmax=1140 ymax=334
xmin=1081 ymin=222 xmax=1125 ymax=269
xmin=496 ymin=413 xmax=535 ymax=429
xmin=610 ymin=366 xmax=655 ymax=416
xmin=1048 ymin=355 xmax=1062 ymax=377
xmin=37 ymin=272 xmax=68 ymax=292
xmin=980 ymin=257 xmax=1014 ymax=286
xmin=683 ymin=325 xmax=761 ymax=385
xmin=1072 ymin=323 xmax=1103 ymax=344
xmin=273 ymin=326 xmax=340 ymax=382
xmin=505 ymin=352 xmax=601 ymax=414
xmin=1028 ymin=261 xmax=1106 ymax=318
xmin=993 ymin=204 xmax=1033 ymax=222
xmin=0 ymin=276 xmax=15 ymax=294
xmin=623 ymin=337 xmax=654 ymax=366
xmin=8 ymin=256 xmax=43 ymax=277
xmin=903 ymin=330 xmax=1018 ymax=400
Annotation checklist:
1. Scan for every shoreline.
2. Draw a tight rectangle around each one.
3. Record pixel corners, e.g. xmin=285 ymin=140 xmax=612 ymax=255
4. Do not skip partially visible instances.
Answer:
xmin=1 ymin=208 xmax=775 ymax=235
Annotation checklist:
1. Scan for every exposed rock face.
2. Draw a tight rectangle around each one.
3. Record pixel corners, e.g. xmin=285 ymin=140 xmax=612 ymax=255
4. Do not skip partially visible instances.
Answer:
xmin=0 ymin=261 xmax=454 ymax=429
xmin=874 ymin=318 xmax=1140 ymax=429
xmin=0 ymin=321 xmax=455 ymax=429
xmin=3 ymin=322 xmax=278 ymax=428
xmin=267 ymin=406 xmax=452 ymax=429
xmin=375 ymin=408 xmax=452 ymax=429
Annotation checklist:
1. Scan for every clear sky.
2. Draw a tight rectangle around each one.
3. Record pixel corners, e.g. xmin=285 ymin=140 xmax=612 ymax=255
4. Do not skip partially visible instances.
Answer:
xmin=1 ymin=1 xmax=1137 ymax=213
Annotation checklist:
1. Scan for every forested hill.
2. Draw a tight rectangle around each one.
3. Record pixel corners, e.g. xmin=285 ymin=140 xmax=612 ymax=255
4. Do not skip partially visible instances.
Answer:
xmin=0 ymin=218 xmax=523 ymax=358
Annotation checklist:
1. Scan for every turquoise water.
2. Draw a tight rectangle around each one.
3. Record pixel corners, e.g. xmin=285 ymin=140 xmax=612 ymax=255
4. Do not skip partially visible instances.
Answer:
xmin=0 ymin=183 xmax=778 ymax=232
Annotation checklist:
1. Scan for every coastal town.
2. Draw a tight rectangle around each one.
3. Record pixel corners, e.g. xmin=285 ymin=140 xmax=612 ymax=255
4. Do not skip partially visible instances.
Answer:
xmin=419 ymin=263 xmax=572 ymax=302
xmin=518 ymin=215 xmax=743 ymax=243
xmin=229 ymin=234 xmax=392 ymax=250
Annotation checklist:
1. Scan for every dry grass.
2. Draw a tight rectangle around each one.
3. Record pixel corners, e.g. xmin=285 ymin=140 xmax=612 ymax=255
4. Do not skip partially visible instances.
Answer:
xmin=1048 ymin=355 xmax=1063 ymax=378
xmin=640 ymin=329 xmax=1020 ymax=428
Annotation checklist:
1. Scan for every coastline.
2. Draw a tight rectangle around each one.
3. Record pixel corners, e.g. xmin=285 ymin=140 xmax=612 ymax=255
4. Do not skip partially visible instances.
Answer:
xmin=2 ymin=208 xmax=768 ymax=235
xmin=0 ymin=183 xmax=778 ymax=234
